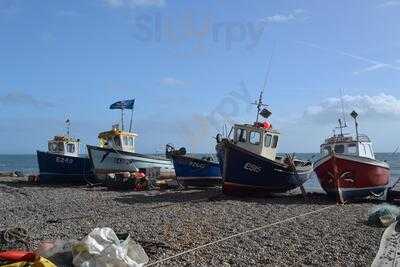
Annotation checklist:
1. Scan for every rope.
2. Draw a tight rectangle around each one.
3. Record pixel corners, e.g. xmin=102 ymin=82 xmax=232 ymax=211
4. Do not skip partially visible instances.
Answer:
xmin=146 ymin=205 xmax=337 ymax=266
xmin=0 ymin=227 xmax=30 ymax=249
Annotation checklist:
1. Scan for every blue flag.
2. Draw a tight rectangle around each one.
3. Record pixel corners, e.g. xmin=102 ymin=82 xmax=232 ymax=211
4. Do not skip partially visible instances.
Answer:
xmin=109 ymin=99 xmax=135 ymax=110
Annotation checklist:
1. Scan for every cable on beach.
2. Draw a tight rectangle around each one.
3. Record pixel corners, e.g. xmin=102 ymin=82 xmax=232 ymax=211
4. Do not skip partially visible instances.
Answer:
xmin=146 ymin=205 xmax=338 ymax=266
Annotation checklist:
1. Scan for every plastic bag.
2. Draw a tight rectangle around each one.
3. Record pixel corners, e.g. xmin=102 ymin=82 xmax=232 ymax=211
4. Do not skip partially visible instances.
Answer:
xmin=368 ymin=204 xmax=400 ymax=227
xmin=36 ymin=240 xmax=76 ymax=266
xmin=72 ymin=227 xmax=149 ymax=267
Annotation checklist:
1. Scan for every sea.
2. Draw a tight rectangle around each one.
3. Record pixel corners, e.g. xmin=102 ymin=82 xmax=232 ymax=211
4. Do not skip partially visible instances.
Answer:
xmin=1 ymin=153 xmax=400 ymax=190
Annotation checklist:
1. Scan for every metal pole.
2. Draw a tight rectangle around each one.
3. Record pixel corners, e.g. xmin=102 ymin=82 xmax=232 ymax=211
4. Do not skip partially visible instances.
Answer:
xmin=121 ymin=109 xmax=124 ymax=131
xmin=355 ymin=118 xmax=359 ymax=143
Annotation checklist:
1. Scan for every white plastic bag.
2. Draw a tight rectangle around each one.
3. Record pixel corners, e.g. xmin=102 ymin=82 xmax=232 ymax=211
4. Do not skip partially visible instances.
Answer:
xmin=72 ymin=227 xmax=149 ymax=267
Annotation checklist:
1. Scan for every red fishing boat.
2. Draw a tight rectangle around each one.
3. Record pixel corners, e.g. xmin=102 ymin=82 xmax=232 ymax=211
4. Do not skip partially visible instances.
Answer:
xmin=314 ymin=111 xmax=390 ymax=203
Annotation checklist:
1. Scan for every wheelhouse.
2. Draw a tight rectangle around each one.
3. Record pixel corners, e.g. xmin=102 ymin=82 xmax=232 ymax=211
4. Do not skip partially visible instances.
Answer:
xmin=320 ymin=134 xmax=375 ymax=159
xmin=48 ymin=136 xmax=80 ymax=157
xmin=233 ymin=123 xmax=280 ymax=161
xmin=98 ymin=124 xmax=138 ymax=153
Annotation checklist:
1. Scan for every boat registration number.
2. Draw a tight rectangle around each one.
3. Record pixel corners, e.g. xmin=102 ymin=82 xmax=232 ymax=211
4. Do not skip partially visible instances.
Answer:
xmin=56 ymin=157 xmax=74 ymax=164
xmin=244 ymin=162 xmax=262 ymax=173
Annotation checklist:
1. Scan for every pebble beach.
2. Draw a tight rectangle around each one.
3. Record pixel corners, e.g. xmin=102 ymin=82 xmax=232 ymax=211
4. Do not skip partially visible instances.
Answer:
xmin=0 ymin=176 xmax=388 ymax=266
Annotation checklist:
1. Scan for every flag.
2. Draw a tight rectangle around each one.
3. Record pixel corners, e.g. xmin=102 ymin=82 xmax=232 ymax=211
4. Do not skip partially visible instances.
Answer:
xmin=109 ymin=99 xmax=135 ymax=110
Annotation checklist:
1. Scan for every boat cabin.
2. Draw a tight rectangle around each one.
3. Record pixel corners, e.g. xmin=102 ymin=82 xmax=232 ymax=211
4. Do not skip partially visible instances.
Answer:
xmin=98 ymin=124 xmax=138 ymax=153
xmin=233 ymin=122 xmax=280 ymax=161
xmin=320 ymin=134 xmax=375 ymax=159
xmin=48 ymin=135 xmax=80 ymax=157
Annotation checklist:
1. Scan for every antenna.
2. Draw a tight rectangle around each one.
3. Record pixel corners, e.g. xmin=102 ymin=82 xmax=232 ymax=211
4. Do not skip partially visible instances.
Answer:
xmin=253 ymin=50 xmax=275 ymax=123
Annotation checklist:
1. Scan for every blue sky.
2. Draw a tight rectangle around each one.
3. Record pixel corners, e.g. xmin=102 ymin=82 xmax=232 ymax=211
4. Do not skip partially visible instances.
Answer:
xmin=1 ymin=0 xmax=400 ymax=154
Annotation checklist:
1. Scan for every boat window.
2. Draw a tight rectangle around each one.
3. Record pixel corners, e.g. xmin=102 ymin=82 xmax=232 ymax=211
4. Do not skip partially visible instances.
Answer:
xmin=322 ymin=146 xmax=332 ymax=156
xmin=237 ymin=129 xmax=247 ymax=143
xmin=128 ymin=137 xmax=133 ymax=146
xmin=271 ymin=135 xmax=279 ymax=149
xmin=368 ymin=144 xmax=374 ymax=157
xmin=67 ymin=144 xmax=75 ymax=153
xmin=334 ymin=145 xmax=345 ymax=154
xmin=249 ymin=131 xmax=261 ymax=145
xmin=113 ymin=136 xmax=121 ymax=147
xmin=264 ymin=134 xmax=272 ymax=147
xmin=123 ymin=136 xmax=128 ymax=146
xmin=347 ymin=144 xmax=357 ymax=155
xmin=49 ymin=143 xmax=64 ymax=152
xmin=361 ymin=144 xmax=367 ymax=156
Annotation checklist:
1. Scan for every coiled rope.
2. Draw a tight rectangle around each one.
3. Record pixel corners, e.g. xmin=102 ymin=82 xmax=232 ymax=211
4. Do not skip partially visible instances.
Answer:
xmin=146 ymin=205 xmax=336 ymax=266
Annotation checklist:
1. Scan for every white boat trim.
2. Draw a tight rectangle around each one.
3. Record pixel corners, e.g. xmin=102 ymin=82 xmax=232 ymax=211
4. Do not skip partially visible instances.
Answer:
xmin=315 ymin=154 xmax=390 ymax=169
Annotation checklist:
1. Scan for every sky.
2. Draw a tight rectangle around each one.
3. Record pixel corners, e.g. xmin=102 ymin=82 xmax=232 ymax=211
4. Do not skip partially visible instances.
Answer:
xmin=1 ymin=0 xmax=400 ymax=154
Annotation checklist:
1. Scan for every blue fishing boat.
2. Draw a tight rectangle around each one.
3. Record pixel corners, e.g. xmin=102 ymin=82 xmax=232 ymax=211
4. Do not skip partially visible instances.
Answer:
xmin=36 ymin=121 xmax=94 ymax=184
xmin=216 ymin=92 xmax=313 ymax=195
xmin=166 ymin=145 xmax=222 ymax=187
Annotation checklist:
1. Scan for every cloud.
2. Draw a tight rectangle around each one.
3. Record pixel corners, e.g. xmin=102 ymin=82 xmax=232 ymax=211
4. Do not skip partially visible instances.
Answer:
xmin=160 ymin=77 xmax=185 ymax=87
xmin=262 ymin=9 xmax=306 ymax=24
xmin=103 ymin=0 xmax=165 ymax=8
xmin=378 ymin=1 xmax=400 ymax=7
xmin=303 ymin=93 xmax=400 ymax=124
xmin=0 ymin=92 xmax=54 ymax=108
xmin=354 ymin=63 xmax=389 ymax=75
xmin=297 ymin=41 xmax=400 ymax=73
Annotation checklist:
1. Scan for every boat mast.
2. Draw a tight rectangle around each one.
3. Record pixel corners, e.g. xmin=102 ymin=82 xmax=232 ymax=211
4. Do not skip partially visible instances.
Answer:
xmin=255 ymin=91 xmax=263 ymax=123
xmin=66 ymin=119 xmax=71 ymax=137
xmin=351 ymin=110 xmax=359 ymax=143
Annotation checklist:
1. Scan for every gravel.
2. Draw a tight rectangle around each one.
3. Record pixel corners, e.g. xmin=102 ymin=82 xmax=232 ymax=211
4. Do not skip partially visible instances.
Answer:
xmin=0 ymin=176 xmax=386 ymax=266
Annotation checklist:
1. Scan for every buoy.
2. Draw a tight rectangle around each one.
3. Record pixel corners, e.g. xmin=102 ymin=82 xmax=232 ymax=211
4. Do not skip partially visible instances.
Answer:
xmin=0 ymin=250 xmax=36 ymax=262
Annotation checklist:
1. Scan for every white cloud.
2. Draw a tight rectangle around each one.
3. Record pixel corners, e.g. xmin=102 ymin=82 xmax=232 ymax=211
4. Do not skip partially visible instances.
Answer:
xmin=262 ymin=9 xmax=307 ymax=24
xmin=160 ymin=77 xmax=185 ymax=87
xmin=354 ymin=63 xmax=389 ymax=75
xmin=297 ymin=41 xmax=400 ymax=73
xmin=378 ymin=1 xmax=400 ymax=7
xmin=104 ymin=0 xmax=165 ymax=8
xmin=304 ymin=93 xmax=400 ymax=124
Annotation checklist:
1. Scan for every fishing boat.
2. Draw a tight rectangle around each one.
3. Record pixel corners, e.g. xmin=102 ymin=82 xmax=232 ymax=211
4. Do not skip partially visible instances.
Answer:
xmin=36 ymin=120 xmax=94 ymax=184
xmin=87 ymin=99 xmax=174 ymax=180
xmin=165 ymin=145 xmax=222 ymax=188
xmin=216 ymin=92 xmax=313 ymax=195
xmin=314 ymin=111 xmax=390 ymax=202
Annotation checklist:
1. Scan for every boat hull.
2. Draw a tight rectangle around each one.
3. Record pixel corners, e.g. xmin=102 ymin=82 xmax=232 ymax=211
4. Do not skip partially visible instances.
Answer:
xmin=36 ymin=151 xmax=94 ymax=184
xmin=171 ymin=154 xmax=222 ymax=187
xmin=314 ymin=154 xmax=390 ymax=202
xmin=220 ymin=141 xmax=313 ymax=195
xmin=87 ymin=145 xmax=174 ymax=179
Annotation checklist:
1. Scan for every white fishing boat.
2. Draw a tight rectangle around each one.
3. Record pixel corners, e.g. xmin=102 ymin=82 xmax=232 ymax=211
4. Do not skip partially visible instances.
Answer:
xmin=87 ymin=99 xmax=174 ymax=180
